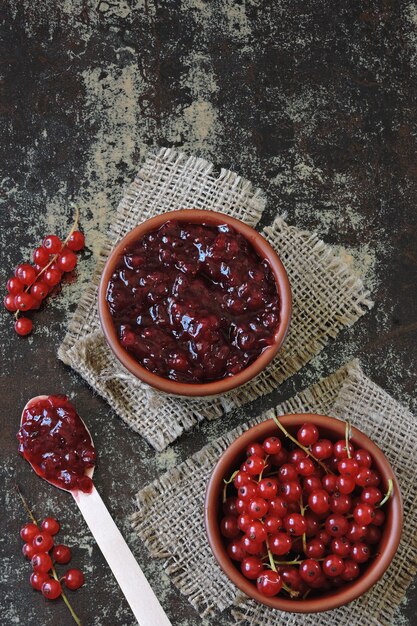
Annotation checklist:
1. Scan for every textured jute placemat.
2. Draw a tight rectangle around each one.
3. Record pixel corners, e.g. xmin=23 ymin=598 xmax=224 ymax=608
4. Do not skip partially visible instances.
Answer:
xmin=131 ymin=360 xmax=417 ymax=626
xmin=58 ymin=148 xmax=372 ymax=451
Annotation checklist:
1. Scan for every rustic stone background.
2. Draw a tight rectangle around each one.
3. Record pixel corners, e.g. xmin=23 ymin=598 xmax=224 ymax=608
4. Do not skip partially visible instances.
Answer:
xmin=1 ymin=1 xmax=416 ymax=624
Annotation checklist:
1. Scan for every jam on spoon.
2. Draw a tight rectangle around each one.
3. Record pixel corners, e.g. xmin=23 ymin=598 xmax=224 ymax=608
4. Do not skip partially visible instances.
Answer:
xmin=106 ymin=220 xmax=280 ymax=383
xmin=17 ymin=395 xmax=95 ymax=493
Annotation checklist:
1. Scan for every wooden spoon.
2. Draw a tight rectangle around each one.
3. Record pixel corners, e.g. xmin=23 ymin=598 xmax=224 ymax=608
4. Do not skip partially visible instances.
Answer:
xmin=21 ymin=395 xmax=172 ymax=626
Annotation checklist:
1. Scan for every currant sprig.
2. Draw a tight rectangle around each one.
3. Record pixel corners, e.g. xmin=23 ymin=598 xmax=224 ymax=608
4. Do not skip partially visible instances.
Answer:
xmin=4 ymin=206 xmax=84 ymax=336
xmin=16 ymin=485 xmax=83 ymax=625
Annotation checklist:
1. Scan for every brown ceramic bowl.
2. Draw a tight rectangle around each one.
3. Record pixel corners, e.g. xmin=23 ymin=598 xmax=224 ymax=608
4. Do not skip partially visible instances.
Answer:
xmin=205 ymin=413 xmax=403 ymax=613
xmin=98 ymin=209 xmax=292 ymax=396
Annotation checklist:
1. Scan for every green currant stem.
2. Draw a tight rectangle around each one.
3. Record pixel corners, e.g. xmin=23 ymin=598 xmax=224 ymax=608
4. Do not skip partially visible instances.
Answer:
xmin=273 ymin=558 xmax=302 ymax=566
xmin=272 ymin=415 xmax=334 ymax=474
xmin=222 ymin=470 xmax=239 ymax=503
xmin=15 ymin=484 xmax=82 ymax=626
xmin=302 ymin=588 xmax=311 ymax=599
xmin=258 ymin=455 xmax=269 ymax=482
xmin=15 ymin=206 xmax=80 ymax=320
xmin=266 ymin=539 xmax=277 ymax=572
xmin=379 ymin=479 xmax=393 ymax=507
xmin=282 ymin=582 xmax=299 ymax=598
xmin=345 ymin=421 xmax=352 ymax=459
xmin=299 ymin=496 xmax=307 ymax=554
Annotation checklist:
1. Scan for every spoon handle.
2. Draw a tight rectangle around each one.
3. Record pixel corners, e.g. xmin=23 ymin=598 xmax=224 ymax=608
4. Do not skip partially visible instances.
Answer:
xmin=73 ymin=487 xmax=172 ymax=626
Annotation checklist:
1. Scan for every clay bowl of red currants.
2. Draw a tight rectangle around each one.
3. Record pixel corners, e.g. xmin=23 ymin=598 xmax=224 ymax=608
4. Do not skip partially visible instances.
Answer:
xmin=205 ymin=413 xmax=402 ymax=612
xmin=98 ymin=209 xmax=292 ymax=396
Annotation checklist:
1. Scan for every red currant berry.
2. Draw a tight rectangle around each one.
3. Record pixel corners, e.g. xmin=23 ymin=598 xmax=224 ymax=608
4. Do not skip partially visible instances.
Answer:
xmin=318 ymin=529 xmax=332 ymax=545
xmin=297 ymin=423 xmax=319 ymax=446
xmin=308 ymin=489 xmax=330 ymax=515
xmin=322 ymin=473 xmax=338 ymax=494
xmin=4 ymin=293 xmax=17 ymax=311
xmin=237 ymin=513 xmax=254 ymax=532
xmin=269 ymin=532 xmax=292 ymax=555
xmin=354 ymin=449 xmax=372 ymax=468
xmin=227 ymin=538 xmax=246 ymax=561
xmin=305 ymin=511 xmax=320 ymax=537
xmin=15 ymin=317 xmax=33 ymax=336
xmin=15 ymin=263 xmax=36 ymax=286
xmin=31 ymin=281 xmax=49 ymax=300
xmin=220 ymin=515 xmax=239 ymax=538
xmin=14 ymin=292 xmax=34 ymax=311
xmin=355 ymin=467 xmax=372 ymax=487
xmin=247 ymin=520 xmax=267 ymax=543
xmin=305 ymin=538 xmax=326 ymax=558
xmin=236 ymin=498 xmax=248 ymax=514
xmin=256 ymin=570 xmax=282 ymax=596
xmin=32 ymin=532 xmax=54 ymax=553
xmin=270 ymin=449 xmax=288 ymax=466
xmin=264 ymin=515 xmax=281 ymax=534
xmin=333 ymin=440 xmax=354 ymax=460
xmin=300 ymin=559 xmax=322 ymax=583
xmin=281 ymin=566 xmax=306 ymax=593
xmin=41 ymin=578 xmax=62 ymax=600
xmin=336 ymin=475 xmax=356 ymax=494
xmin=246 ymin=441 xmax=264 ymax=457
xmin=20 ymin=523 xmax=39 ymax=542
xmin=278 ymin=463 xmax=298 ymax=482
xmin=323 ymin=554 xmax=345 ymax=577
xmin=31 ymin=552 xmax=53 ymax=573
xmin=233 ymin=471 xmax=251 ymax=489
xmin=365 ymin=525 xmax=382 ymax=545
xmin=63 ymin=568 xmax=85 ymax=590
xmin=43 ymin=235 xmax=62 ymax=254
xmin=325 ymin=514 xmax=349 ymax=538
xmin=244 ymin=455 xmax=265 ymax=476
xmin=262 ymin=436 xmax=282 ymax=455
xmin=330 ymin=493 xmax=352 ymax=515
xmin=268 ymin=497 xmax=288 ymax=518
xmin=223 ymin=497 xmax=238 ymax=516
xmin=353 ymin=503 xmax=375 ymax=526
xmin=296 ymin=457 xmax=315 ymax=476
xmin=347 ymin=522 xmax=367 ymax=543
xmin=241 ymin=556 xmax=264 ymax=579
xmin=257 ymin=477 xmax=278 ymax=499
xmin=67 ymin=231 xmax=85 ymax=251
xmin=284 ymin=513 xmax=307 ymax=536
xmin=331 ymin=537 xmax=351 ymax=557
xmin=7 ymin=276 xmax=24 ymax=294
xmin=241 ymin=535 xmax=263 ymax=555
xmin=372 ymin=509 xmax=385 ymax=526
xmin=247 ymin=497 xmax=269 ymax=518
xmin=351 ymin=542 xmax=370 ymax=563
xmin=303 ymin=475 xmax=322 ymax=494
xmin=30 ymin=571 xmax=48 ymax=590
xmin=44 ymin=268 xmax=62 ymax=287
xmin=33 ymin=246 xmax=51 ymax=266
xmin=341 ymin=559 xmax=360 ymax=581
xmin=22 ymin=542 xmax=37 ymax=560
xmin=52 ymin=544 xmax=72 ymax=564
xmin=238 ymin=482 xmax=258 ymax=501
xmin=360 ymin=487 xmax=382 ymax=506
xmin=338 ymin=458 xmax=359 ymax=477
xmin=312 ymin=439 xmax=333 ymax=460
xmin=288 ymin=449 xmax=306 ymax=465
xmin=57 ymin=249 xmax=77 ymax=272
xmin=367 ymin=471 xmax=381 ymax=487
xmin=279 ymin=481 xmax=301 ymax=502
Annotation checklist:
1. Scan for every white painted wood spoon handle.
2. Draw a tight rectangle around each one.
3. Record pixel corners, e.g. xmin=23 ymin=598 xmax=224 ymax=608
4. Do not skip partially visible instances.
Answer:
xmin=73 ymin=487 xmax=172 ymax=626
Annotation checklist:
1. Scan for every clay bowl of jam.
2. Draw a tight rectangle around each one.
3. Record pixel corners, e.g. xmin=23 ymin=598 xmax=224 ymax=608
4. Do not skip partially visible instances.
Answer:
xmin=98 ymin=209 xmax=292 ymax=396
xmin=204 ymin=413 xmax=403 ymax=612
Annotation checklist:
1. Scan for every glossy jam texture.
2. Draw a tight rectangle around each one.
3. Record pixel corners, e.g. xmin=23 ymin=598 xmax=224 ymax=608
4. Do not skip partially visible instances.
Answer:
xmin=106 ymin=220 xmax=280 ymax=383
xmin=17 ymin=396 xmax=95 ymax=493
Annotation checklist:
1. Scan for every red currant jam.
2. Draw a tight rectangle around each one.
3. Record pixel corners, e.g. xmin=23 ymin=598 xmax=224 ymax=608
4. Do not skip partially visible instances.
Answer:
xmin=17 ymin=396 xmax=95 ymax=493
xmin=106 ymin=220 xmax=280 ymax=383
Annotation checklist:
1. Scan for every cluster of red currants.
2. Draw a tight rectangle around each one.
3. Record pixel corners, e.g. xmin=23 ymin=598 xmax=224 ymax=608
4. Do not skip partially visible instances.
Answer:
xmin=4 ymin=226 xmax=85 ymax=336
xmin=20 ymin=516 xmax=85 ymax=600
xmin=221 ymin=420 xmax=390 ymax=598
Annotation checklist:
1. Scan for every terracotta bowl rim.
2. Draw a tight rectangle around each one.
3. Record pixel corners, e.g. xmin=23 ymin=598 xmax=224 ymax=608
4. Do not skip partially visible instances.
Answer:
xmin=204 ymin=412 xmax=403 ymax=613
xmin=98 ymin=208 xmax=292 ymax=397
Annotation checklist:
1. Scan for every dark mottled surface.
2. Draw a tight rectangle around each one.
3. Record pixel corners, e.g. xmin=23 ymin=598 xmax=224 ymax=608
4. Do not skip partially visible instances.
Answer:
xmin=1 ymin=1 xmax=416 ymax=625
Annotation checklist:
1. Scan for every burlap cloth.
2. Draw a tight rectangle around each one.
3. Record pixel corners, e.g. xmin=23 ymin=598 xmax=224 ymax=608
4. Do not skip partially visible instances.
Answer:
xmin=58 ymin=148 xmax=373 ymax=451
xmin=131 ymin=360 xmax=417 ymax=626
